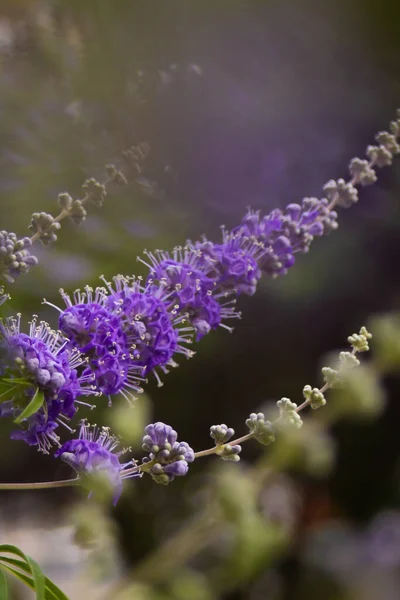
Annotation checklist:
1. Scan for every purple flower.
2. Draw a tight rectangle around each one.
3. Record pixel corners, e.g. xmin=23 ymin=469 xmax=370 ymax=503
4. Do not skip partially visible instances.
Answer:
xmin=141 ymin=247 xmax=241 ymax=339
xmin=50 ymin=276 xmax=197 ymax=395
xmin=233 ymin=199 xmax=338 ymax=278
xmin=141 ymin=421 xmax=194 ymax=484
xmin=100 ymin=275 xmax=195 ymax=386
xmin=49 ymin=285 xmax=143 ymax=401
xmin=0 ymin=314 xmax=94 ymax=452
xmin=55 ymin=420 xmax=140 ymax=505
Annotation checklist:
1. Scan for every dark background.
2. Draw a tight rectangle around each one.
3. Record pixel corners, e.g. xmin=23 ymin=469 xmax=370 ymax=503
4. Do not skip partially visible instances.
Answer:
xmin=0 ymin=1 xmax=400 ymax=599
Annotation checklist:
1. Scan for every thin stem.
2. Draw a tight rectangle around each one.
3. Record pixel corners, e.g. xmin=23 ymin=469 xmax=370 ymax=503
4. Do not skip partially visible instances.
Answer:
xmin=193 ymin=432 xmax=254 ymax=459
xmin=0 ymin=477 xmax=80 ymax=491
xmin=29 ymin=177 xmax=111 ymax=243
xmin=193 ymin=379 xmax=334 ymax=459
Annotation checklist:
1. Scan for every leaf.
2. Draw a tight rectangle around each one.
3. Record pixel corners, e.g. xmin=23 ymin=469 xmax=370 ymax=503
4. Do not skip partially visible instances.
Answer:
xmin=14 ymin=388 xmax=45 ymax=425
xmin=0 ymin=385 xmax=19 ymax=403
xmin=0 ymin=564 xmax=34 ymax=592
xmin=0 ymin=555 xmax=69 ymax=600
xmin=0 ymin=567 xmax=8 ymax=600
xmin=26 ymin=556 xmax=46 ymax=600
xmin=1 ymin=378 xmax=31 ymax=386
xmin=0 ymin=545 xmax=45 ymax=600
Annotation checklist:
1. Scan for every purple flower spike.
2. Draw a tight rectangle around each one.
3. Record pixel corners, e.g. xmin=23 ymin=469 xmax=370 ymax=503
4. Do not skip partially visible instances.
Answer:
xmin=49 ymin=284 xmax=144 ymax=402
xmin=102 ymin=274 xmax=195 ymax=387
xmin=55 ymin=420 xmax=141 ymax=505
xmin=141 ymin=247 xmax=241 ymax=339
xmin=233 ymin=199 xmax=338 ymax=278
xmin=0 ymin=314 xmax=94 ymax=452
xmin=141 ymin=421 xmax=194 ymax=485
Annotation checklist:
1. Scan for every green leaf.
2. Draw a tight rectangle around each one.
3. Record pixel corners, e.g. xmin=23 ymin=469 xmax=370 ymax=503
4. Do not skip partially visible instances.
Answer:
xmin=0 ymin=567 xmax=8 ymax=600
xmin=0 ymin=545 xmax=45 ymax=599
xmin=0 ymin=385 xmax=19 ymax=403
xmin=1 ymin=378 xmax=31 ymax=386
xmin=0 ymin=555 xmax=69 ymax=600
xmin=0 ymin=564 xmax=35 ymax=592
xmin=26 ymin=556 xmax=46 ymax=600
xmin=14 ymin=388 xmax=45 ymax=425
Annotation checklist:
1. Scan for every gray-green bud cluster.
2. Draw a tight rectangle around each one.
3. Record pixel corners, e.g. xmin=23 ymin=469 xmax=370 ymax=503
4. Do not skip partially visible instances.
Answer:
xmin=106 ymin=164 xmax=128 ymax=186
xmin=323 ymin=178 xmax=358 ymax=209
xmin=82 ymin=178 xmax=107 ymax=207
xmin=245 ymin=412 xmax=275 ymax=445
xmin=322 ymin=325 xmax=371 ymax=389
xmin=375 ymin=131 xmax=400 ymax=156
xmin=303 ymin=385 xmax=326 ymax=409
xmin=122 ymin=143 xmax=150 ymax=172
xmin=215 ymin=443 xmax=242 ymax=462
xmin=29 ymin=212 xmax=61 ymax=245
xmin=348 ymin=158 xmax=377 ymax=186
xmin=0 ymin=231 xmax=38 ymax=282
xmin=366 ymin=144 xmax=394 ymax=168
xmin=277 ymin=398 xmax=303 ymax=428
xmin=322 ymin=366 xmax=342 ymax=388
xmin=57 ymin=193 xmax=89 ymax=225
xmin=349 ymin=115 xmax=400 ymax=186
xmin=210 ymin=424 xmax=235 ymax=445
xmin=339 ymin=351 xmax=360 ymax=369
xmin=58 ymin=192 xmax=74 ymax=212
xmin=348 ymin=326 xmax=372 ymax=352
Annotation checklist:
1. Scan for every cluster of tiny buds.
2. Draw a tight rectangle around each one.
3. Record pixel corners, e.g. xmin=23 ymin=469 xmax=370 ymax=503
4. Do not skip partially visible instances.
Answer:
xmin=348 ymin=326 xmax=372 ymax=352
xmin=30 ymin=169 xmax=126 ymax=244
xmin=321 ymin=110 xmax=400 ymax=211
xmin=209 ymin=424 xmax=242 ymax=461
xmin=245 ymin=413 xmax=275 ymax=446
xmin=322 ymin=326 xmax=372 ymax=388
xmin=0 ymin=232 xmax=38 ymax=283
xmin=277 ymin=398 xmax=304 ymax=428
xmin=29 ymin=213 xmax=61 ymax=245
xmin=140 ymin=423 xmax=194 ymax=485
xmin=0 ymin=145 xmax=149 ymax=283
xmin=200 ymin=327 xmax=372 ymax=464
xmin=122 ymin=142 xmax=151 ymax=174
xmin=302 ymin=386 xmax=326 ymax=410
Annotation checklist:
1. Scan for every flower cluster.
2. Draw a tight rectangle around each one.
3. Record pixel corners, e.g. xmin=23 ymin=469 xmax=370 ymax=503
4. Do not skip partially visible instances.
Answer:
xmin=49 ymin=275 xmax=195 ymax=401
xmin=141 ymin=422 xmax=195 ymax=484
xmin=55 ymin=420 xmax=140 ymax=505
xmin=140 ymin=246 xmax=240 ymax=338
xmin=0 ymin=315 xmax=95 ymax=452
xmin=0 ymin=110 xmax=398 ymax=508
xmin=55 ymin=420 xmax=193 ymax=500
xmin=0 ymin=231 xmax=38 ymax=283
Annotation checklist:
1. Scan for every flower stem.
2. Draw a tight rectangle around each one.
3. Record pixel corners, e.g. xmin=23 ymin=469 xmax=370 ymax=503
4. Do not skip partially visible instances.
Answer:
xmin=193 ymin=432 xmax=254 ymax=458
xmin=0 ymin=477 xmax=80 ymax=491
xmin=193 ymin=379 xmax=333 ymax=460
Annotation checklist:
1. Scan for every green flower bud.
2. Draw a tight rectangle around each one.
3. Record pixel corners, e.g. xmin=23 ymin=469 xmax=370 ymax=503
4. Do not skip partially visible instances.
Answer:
xmin=210 ymin=424 xmax=235 ymax=445
xmin=303 ymin=385 xmax=326 ymax=409
xmin=69 ymin=200 xmax=87 ymax=225
xmin=339 ymin=351 xmax=360 ymax=369
xmin=57 ymin=192 xmax=73 ymax=211
xmin=106 ymin=164 xmax=128 ymax=185
xmin=83 ymin=178 xmax=107 ymax=207
xmin=322 ymin=367 xmax=342 ymax=388
xmin=28 ymin=212 xmax=61 ymax=245
xmin=348 ymin=326 xmax=372 ymax=352
xmin=277 ymin=399 xmax=303 ymax=429
xmin=245 ymin=413 xmax=275 ymax=446
xmin=216 ymin=443 xmax=241 ymax=462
